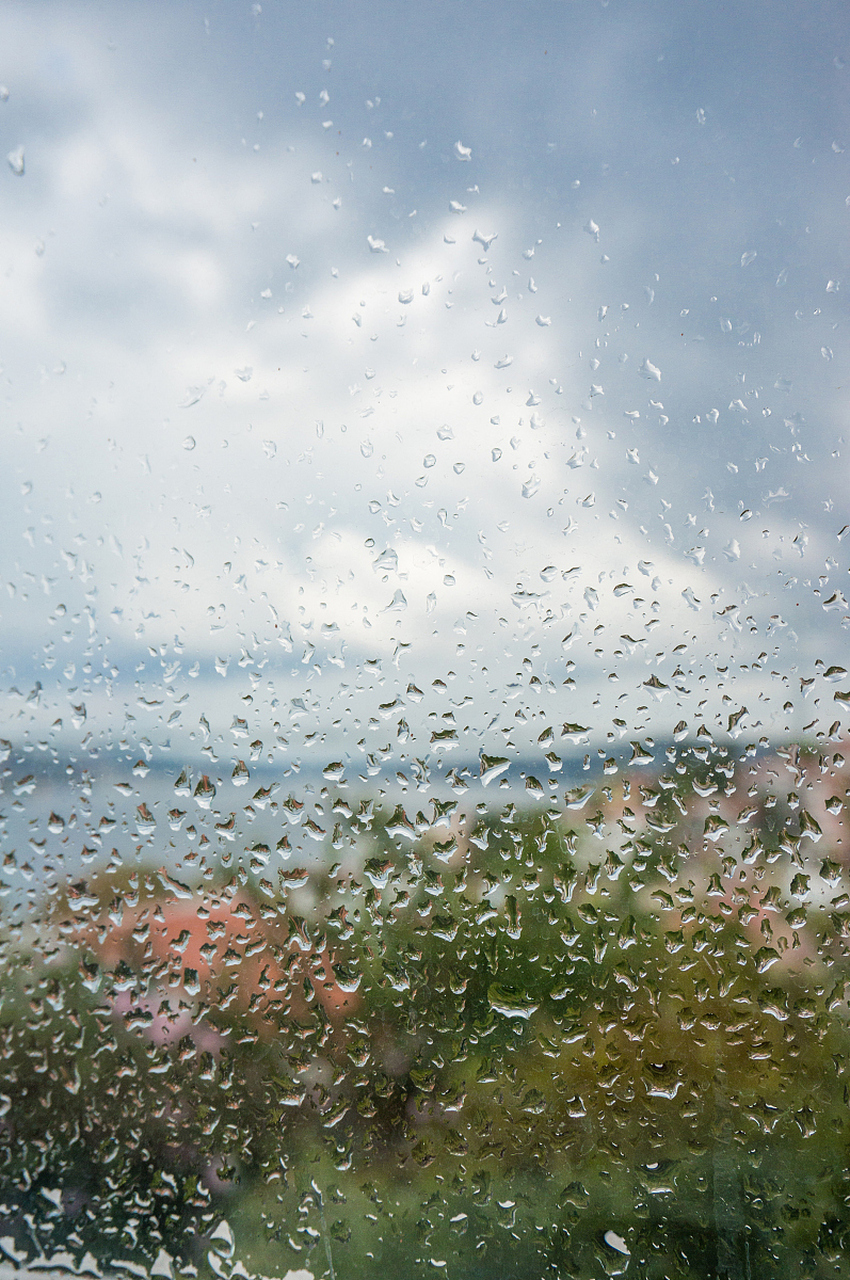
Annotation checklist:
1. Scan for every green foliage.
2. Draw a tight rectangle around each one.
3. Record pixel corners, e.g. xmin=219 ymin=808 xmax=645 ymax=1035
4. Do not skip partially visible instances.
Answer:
xmin=1 ymin=747 xmax=849 ymax=1277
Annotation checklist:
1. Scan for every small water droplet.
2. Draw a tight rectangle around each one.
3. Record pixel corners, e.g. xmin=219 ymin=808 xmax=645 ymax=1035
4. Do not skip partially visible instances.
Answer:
xmin=487 ymin=982 xmax=538 ymax=1019
xmin=604 ymin=1231 xmax=630 ymax=1256
xmin=639 ymin=357 xmax=661 ymax=381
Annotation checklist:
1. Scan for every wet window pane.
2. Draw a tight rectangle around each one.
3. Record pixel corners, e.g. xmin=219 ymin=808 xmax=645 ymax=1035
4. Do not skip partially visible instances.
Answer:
xmin=3 ymin=4 xmax=849 ymax=1278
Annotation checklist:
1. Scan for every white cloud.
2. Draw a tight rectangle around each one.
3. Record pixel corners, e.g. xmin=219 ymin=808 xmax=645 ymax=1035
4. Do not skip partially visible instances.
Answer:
xmin=0 ymin=4 xmax=846 ymax=765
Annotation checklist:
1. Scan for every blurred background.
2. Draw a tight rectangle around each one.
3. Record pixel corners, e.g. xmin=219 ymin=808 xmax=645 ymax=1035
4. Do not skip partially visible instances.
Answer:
xmin=0 ymin=2 xmax=849 ymax=1277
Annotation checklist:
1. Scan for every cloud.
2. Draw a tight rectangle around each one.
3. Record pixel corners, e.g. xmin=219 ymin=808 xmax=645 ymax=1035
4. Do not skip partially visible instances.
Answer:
xmin=1 ymin=2 xmax=848 ymax=767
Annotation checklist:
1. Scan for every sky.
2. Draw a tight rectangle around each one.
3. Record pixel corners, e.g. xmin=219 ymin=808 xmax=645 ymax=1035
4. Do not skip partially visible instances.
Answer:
xmin=1 ymin=0 xmax=849 ymax=782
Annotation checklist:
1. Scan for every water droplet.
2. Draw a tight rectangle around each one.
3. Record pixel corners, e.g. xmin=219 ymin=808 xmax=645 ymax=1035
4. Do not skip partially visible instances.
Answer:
xmin=383 ymin=589 xmax=407 ymax=612
xmin=480 ymin=753 xmax=510 ymax=785
xmin=487 ymin=983 xmax=538 ymax=1019
xmin=604 ymin=1231 xmax=630 ymax=1256
xmin=193 ymin=775 xmax=217 ymax=808
xmin=639 ymin=357 xmax=662 ymax=381
xmin=372 ymin=547 xmax=398 ymax=572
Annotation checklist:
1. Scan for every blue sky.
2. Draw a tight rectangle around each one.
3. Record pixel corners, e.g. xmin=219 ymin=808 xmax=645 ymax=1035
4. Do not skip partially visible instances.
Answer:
xmin=1 ymin=0 xmax=848 ymax=773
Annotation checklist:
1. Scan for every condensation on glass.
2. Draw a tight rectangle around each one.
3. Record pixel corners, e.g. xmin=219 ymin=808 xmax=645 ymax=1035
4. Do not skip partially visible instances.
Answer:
xmin=1 ymin=4 xmax=849 ymax=1279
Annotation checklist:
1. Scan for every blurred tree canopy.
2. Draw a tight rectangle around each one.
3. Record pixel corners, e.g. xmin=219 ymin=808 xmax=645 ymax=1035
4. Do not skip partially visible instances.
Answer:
xmin=0 ymin=740 xmax=849 ymax=1279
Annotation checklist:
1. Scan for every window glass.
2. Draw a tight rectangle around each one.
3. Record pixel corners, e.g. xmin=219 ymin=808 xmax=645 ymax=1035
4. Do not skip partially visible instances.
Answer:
xmin=2 ymin=3 xmax=849 ymax=1277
